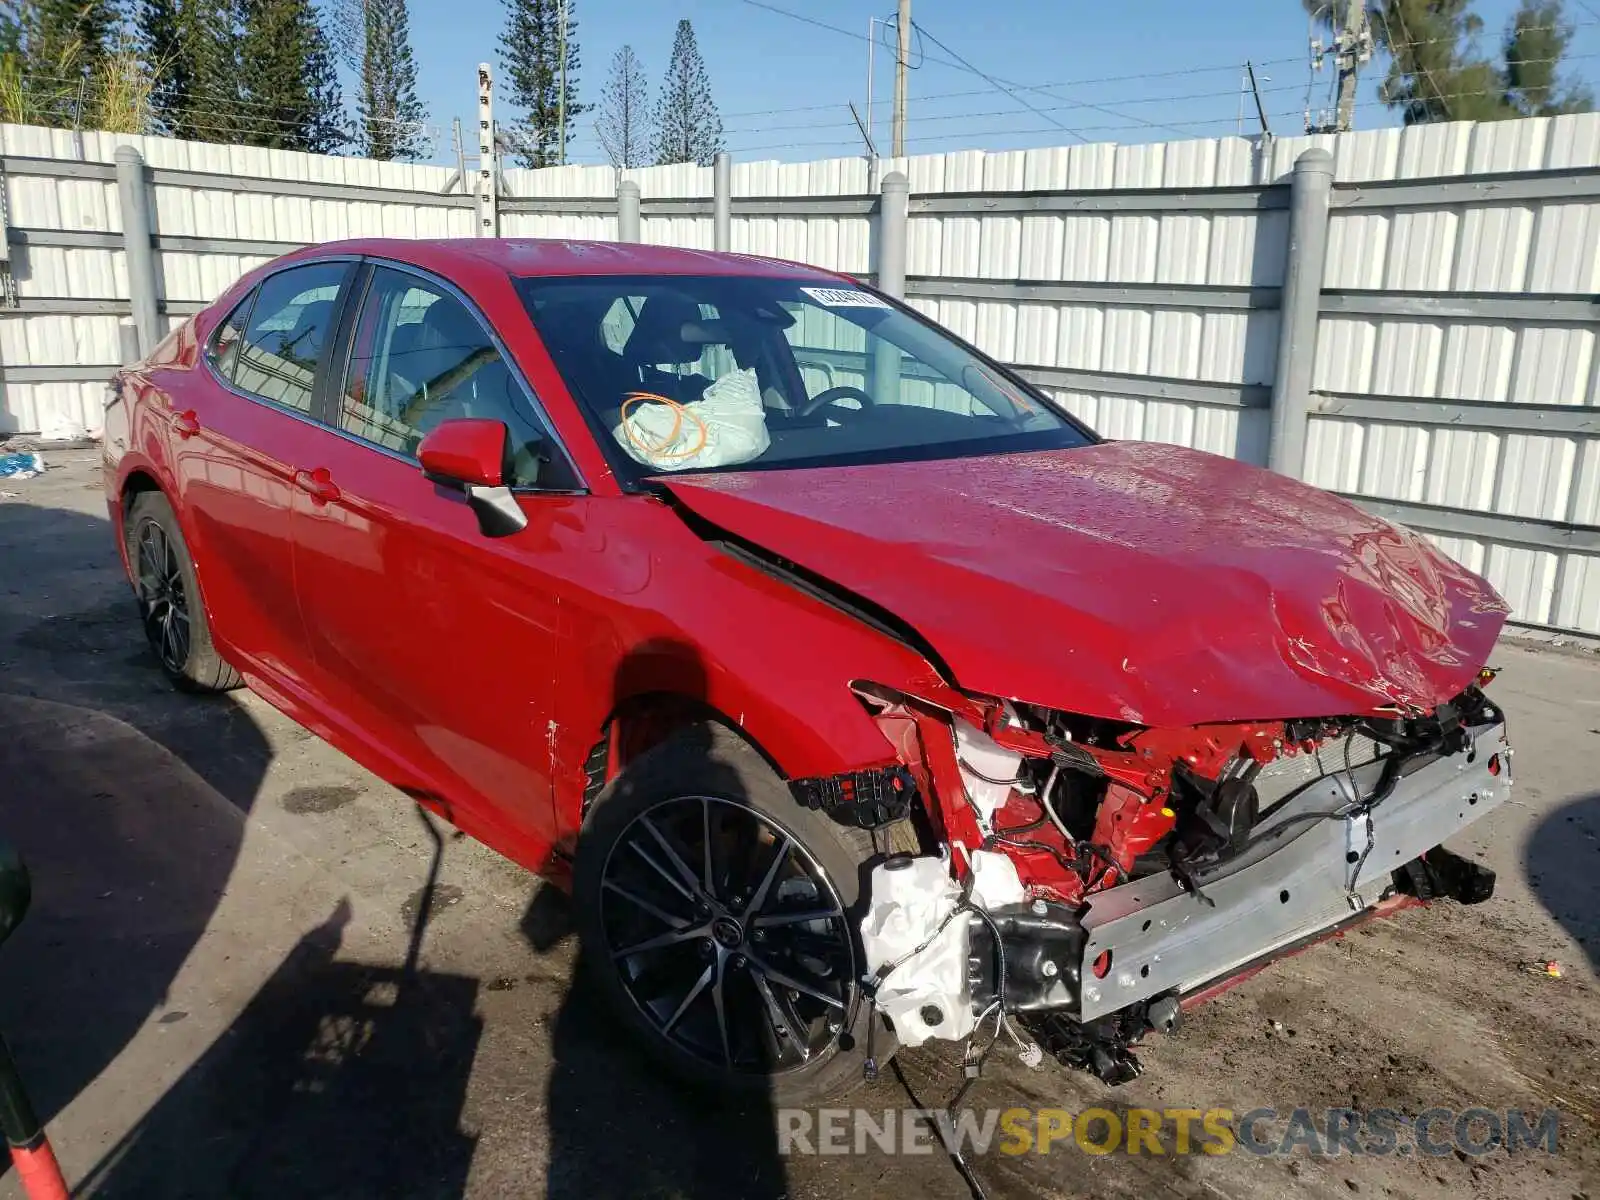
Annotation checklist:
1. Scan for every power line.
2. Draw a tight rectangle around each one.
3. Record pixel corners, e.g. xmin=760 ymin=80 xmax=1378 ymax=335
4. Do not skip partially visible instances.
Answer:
xmin=714 ymin=78 xmax=1314 ymax=139
xmin=907 ymin=22 xmax=1090 ymax=143
xmin=737 ymin=0 xmax=1198 ymax=142
xmin=731 ymin=1 xmax=1596 ymax=144
xmin=720 ymin=63 xmax=1600 ymax=158
xmin=717 ymin=58 xmax=1310 ymax=121
xmin=716 ymin=12 xmax=1592 ymax=125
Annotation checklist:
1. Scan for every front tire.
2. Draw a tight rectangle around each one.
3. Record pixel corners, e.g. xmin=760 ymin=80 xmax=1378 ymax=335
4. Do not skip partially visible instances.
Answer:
xmin=573 ymin=723 xmax=896 ymax=1104
xmin=124 ymin=491 xmax=241 ymax=692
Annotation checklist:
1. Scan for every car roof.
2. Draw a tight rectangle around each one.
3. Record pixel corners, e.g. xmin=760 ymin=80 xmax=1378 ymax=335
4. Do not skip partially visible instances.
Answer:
xmin=285 ymin=237 xmax=853 ymax=283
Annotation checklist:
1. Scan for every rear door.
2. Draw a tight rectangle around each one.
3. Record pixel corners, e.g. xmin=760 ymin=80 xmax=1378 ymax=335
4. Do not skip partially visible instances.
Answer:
xmin=289 ymin=261 xmax=585 ymax=852
xmin=174 ymin=259 xmax=354 ymax=689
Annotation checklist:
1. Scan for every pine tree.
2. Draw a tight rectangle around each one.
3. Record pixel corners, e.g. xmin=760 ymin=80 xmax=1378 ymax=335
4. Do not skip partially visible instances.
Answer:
xmin=1502 ymin=0 xmax=1593 ymax=115
xmin=360 ymin=0 xmax=426 ymax=160
xmin=597 ymin=44 xmax=649 ymax=169
xmin=0 ymin=5 xmax=21 ymax=58
xmin=23 ymin=0 xmax=119 ymax=84
xmin=237 ymin=0 xmax=346 ymax=152
xmin=327 ymin=0 xmax=364 ymax=79
xmin=653 ymin=19 xmax=722 ymax=166
xmin=302 ymin=16 xmax=346 ymax=152
xmin=138 ymin=0 xmax=186 ymax=135
xmin=1335 ymin=0 xmax=1595 ymax=123
xmin=138 ymin=0 xmax=247 ymax=142
xmin=498 ymin=0 xmax=585 ymax=167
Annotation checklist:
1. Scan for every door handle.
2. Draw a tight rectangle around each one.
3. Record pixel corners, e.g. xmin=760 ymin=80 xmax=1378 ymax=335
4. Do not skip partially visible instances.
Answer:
xmin=171 ymin=409 xmax=200 ymax=438
xmin=293 ymin=467 xmax=341 ymax=504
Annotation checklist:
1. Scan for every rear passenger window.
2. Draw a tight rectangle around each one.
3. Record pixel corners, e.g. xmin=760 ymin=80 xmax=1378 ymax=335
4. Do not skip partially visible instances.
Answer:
xmin=231 ymin=263 xmax=347 ymax=413
xmin=207 ymin=294 xmax=252 ymax=381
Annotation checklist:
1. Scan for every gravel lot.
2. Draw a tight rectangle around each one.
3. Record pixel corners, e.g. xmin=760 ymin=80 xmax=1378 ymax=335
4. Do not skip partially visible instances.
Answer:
xmin=0 ymin=454 xmax=1595 ymax=1200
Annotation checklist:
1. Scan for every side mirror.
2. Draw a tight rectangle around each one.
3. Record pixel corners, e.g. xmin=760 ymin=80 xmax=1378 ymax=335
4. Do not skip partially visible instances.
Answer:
xmin=418 ymin=417 xmax=508 ymax=488
xmin=416 ymin=419 xmax=528 ymax=538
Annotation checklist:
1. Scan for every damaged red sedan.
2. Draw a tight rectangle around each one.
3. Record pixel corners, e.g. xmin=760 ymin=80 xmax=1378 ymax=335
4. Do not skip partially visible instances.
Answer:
xmin=103 ymin=239 xmax=1513 ymax=1101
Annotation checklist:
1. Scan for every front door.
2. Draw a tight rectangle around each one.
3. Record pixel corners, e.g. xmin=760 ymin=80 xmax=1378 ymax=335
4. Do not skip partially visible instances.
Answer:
xmin=289 ymin=263 xmax=583 ymax=857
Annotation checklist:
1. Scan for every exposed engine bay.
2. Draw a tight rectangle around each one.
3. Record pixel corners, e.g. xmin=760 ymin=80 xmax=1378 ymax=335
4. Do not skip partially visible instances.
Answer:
xmin=792 ymin=673 xmax=1511 ymax=1085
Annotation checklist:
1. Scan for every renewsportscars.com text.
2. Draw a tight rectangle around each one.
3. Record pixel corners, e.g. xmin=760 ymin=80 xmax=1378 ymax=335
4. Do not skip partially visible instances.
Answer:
xmin=777 ymin=1106 xmax=1562 ymax=1158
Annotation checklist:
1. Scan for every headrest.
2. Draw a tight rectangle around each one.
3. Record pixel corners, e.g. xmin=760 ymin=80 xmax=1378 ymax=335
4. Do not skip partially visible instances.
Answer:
xmin=623 ymin=293 xmax=708 ymax=366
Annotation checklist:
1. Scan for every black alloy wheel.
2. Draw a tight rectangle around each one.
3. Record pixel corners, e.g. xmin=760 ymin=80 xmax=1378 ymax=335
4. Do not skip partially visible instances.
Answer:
xmin=134 ymin=516 xmax=192 ymax=675
xmin=598 ymin=793 xmax=854 ymax=1074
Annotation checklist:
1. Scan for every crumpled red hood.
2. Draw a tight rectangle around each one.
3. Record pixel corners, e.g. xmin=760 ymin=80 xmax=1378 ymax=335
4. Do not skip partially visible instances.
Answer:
xmin=662 ymin=442 xmax=1509 ymax=727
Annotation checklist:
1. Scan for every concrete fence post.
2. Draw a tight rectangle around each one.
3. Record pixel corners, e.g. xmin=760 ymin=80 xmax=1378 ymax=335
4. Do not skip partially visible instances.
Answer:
xmin=616 ymin=180 xmax=641 ymax=243
xmin=476 ymin=62 xmax=498 ymax=237
xmin=876 ymin=170 xmax=909 ymax=299
xmin=116 ymin=318 xmax=140 ymax=367
xmin=1266 ymin=147 xmax=1334 ymax=479
xmin=114 ymin=146 xmax=160 ymax=357
xmin=713 ymin=152 xmax=732 ymax=252
xmin=871 ymin=171 xmax=911 ymax=405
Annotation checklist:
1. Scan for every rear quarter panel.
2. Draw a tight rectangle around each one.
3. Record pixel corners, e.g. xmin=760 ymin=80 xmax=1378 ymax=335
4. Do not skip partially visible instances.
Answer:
xmin=102 ymin=314 xmax=208 ymax=577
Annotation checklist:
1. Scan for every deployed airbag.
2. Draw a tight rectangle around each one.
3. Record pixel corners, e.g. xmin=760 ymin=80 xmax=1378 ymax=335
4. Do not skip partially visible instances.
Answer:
xmin=614 ymin=367 xmax=770 ymax=472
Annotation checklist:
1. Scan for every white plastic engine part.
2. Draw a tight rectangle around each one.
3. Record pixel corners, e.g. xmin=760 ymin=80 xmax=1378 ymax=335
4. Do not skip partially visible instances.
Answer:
xmin=859 ymin=850 xmax=1028 ymax=1047
xmin=968 ymin=846 xmax=1026 ymax=907
xmin=954 ymin=718 xmax=1025 ymax=831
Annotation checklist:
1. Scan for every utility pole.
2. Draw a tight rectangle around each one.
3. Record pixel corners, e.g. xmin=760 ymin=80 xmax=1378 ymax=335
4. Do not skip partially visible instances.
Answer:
xmin=1308 ymin=0 xmax=1371 ymax=133
xmin=558 ymin=0 xmax=569 ymax=165
xmin=866 ymin=15 xmax=879 ymax=161
xmin=892 ymin=0 xmax=910 ymax=157
xmin=1334 ymin=0 xmax=1369 ymax=133
xmin=1247 ymin=62 xmax=1271 ymax=135
xmin=451 ymin=117 xmax=467 ymax=193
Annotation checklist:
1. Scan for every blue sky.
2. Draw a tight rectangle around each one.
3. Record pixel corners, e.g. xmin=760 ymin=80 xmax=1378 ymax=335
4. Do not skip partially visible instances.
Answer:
xmin=397 ymin=0 xmax=1600 ymax=165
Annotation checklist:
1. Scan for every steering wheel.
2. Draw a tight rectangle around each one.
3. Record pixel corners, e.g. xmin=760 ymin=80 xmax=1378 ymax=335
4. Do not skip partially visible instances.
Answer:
xmin=798 ymin=384 xmax=876 ymax=420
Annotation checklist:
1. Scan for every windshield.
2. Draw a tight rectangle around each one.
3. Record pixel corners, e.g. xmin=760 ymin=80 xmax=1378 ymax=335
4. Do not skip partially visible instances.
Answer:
xmin=514 ymin=273 xmax=1093 ymax=482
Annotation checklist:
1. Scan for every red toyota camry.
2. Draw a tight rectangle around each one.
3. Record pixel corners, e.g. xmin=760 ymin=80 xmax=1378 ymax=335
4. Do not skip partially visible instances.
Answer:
xmin=103 ymin=238 xmax=1513 ymax=1101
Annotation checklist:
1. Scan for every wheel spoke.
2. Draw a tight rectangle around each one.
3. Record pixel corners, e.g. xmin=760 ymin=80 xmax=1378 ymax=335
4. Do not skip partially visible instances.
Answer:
xmin=137 ymin=539 xmax=162 ymax=591
xmin=745 ymin=951 xmax=844 ymax=1010
xmin=701 ymin=798 xmax=715 ymax=897
xmin=752 ymin=908 xmax=840 ymax=929
xmin=639 ymin=814 xmax=709 ymax=902
xmin=750 ymin=968 xmax=810 ymax=1063
xmin=661 ymin=962 xmax=715 ymax=1035
xmin=628 ymin=839 xmax=699 ymax=906
xmin=711 ymin=956 xmax=733 ymax=1066
xmin=612 ymin=925 xmax=704 ymax=961
xmin=743 ymin=834 xmax=791 ymax=919
xmin=602 ymin=879 xmax=691 ymax=931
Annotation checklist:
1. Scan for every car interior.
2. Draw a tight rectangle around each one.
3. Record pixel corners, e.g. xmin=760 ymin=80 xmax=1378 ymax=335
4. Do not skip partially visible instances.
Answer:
xmin=520 ymin=275 xmax=1082 ymax=477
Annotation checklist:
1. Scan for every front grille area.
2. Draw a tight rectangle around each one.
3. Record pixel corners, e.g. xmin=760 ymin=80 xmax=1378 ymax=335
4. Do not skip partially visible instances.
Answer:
xmin=1252 ymin=732 xmax=1385 ymax=809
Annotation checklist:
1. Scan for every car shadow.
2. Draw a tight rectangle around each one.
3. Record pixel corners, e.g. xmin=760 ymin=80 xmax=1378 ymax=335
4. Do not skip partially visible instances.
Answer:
xmin=531 ymin=642 xmax=789 ymax=1199
xmin=1522 ymin=791 xmax=1600 ymax=977
xmin=0 ymin=491 xmax=785 ymax=1198
xmin=0 ymin=493 xmax=481 ymax=1198
xmin=74 ymin=809 xmax=481 ymax=1199
xmin=0 ymin=495 xmax=271 ymax=1139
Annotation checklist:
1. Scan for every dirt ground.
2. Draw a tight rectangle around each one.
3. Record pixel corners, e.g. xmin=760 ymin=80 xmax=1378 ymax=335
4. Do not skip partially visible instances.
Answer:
xmin=0 ymin=453 xmax=1595 ymax=1200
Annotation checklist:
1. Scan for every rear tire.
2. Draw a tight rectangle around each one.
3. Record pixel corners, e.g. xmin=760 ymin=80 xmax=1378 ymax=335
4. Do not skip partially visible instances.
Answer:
xmin=572 ymin=723 xmax=898 ymax=1105
xmin=124 ymin=491 xmax=242 ymax=692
